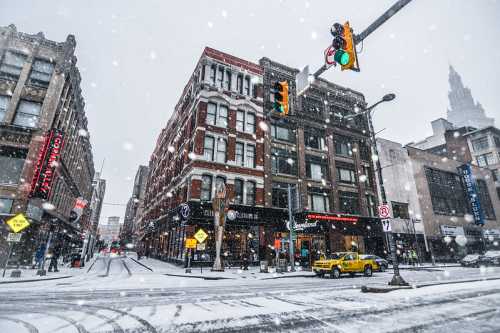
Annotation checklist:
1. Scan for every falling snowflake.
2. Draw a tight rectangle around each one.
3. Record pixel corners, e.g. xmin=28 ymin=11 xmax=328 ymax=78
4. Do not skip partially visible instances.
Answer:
xmin=207 ymin=22 xmax=213 ymax=28
xmin=311 ymin=31 xmax=317 ymax=40
xmin=112 ymin=60 xmax=119 ymax=67
xmin=359 ymin=175 xmax=367 ymax=182
xmin=221 ymin=10 xmax=227 ymax=18
xmin=168 ymin=145 xmax=175 ymax=153
xmin=78 ymin=129 xmax=88 ymax=137
xmin=122 ymin=142 xmax=134 ymax=151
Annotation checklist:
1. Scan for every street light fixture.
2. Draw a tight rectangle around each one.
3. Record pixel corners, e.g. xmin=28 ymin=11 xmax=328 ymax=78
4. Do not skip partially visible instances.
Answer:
xmin=345 ymin=93 xmax=408 ymax=286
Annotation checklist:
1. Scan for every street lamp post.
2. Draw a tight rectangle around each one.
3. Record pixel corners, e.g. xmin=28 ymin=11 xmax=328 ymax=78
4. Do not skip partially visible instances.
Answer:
xmin=344 ymin=93 xmax=408 ymax=286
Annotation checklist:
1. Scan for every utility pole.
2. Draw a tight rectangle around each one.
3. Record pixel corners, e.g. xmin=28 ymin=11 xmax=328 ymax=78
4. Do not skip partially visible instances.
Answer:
xmin=313 ymin=0 xmax=413 ymax=78
xmin=287 ymin=184 xmax=296 ymax=272
xmin=367 ymin=108 xmax=408 ymax=286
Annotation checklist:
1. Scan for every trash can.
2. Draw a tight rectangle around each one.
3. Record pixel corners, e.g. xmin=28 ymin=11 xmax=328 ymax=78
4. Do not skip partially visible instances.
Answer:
xmin=260 ymin=260 xmax=268 ymax=273
xmin=277 ymin=259 xmax=287 ymax=273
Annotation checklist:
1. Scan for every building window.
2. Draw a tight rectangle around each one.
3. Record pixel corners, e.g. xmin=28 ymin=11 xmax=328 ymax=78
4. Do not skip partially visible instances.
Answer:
xmin=424 ymin=167 xmax=468 ymax=216
xmin=203 ymin=135 xmax=215 ymax=161
xmin=236 ymin=110 xmax=245 ymax=132
xmin=477 ymin=179 xmax=496 ymax=220
xmin=271 ymin=148 xmax=297 ymax=175
xmin=0 ymin=51 xmax=27 ymax=79
xmin=471 ymin=136 xmax=489 ymax=151
xmin=391 ymin=202 xmax=409 ymax=219
xmin=209 ymin=65 xmax=216 ymax=84
xmin=0 ymin=197 xmax=13 ymax=214
xmin=217 ymin=105 xmax=228 ymax=127
xmin=492 ymin=169 xmax=499 ymax=182
xmin=245 ymin=144 xmax=255 ymax=168
xmin=216 ymin=138 xmax=227 ymax=163
xmin=336 ymin=167 xmax=357 ymax=184
xmin=224 ymin=69 xmax=231 ymax=90
xmin=29 ymin=59 xmax=54 ymax=87
xmin=207 ymin=102 xmax=216 ymax=125
xmin=215 ymin=176 xmax=226 ymax=192
xmin=477 ymin=153 xmax=495 ymax=167
xmin=335 ymin=136 xmax=353 ymax=157
xmin=272 ymin=182 xmax=289 ymax=208
xmin=0 ymin=95 xmax=10 ymax=122
xmin=201 ymin=175 xmax=212 ymax=201
xmin=306 ymin=155 xmax=328 ymax=181
xmin=366 ymin=195 xmax=376 ymax=217
xmin=304 ymin=130 xmax=326 ymax=150
xmin=236 ymin=74 xmax=243 ymax=94
xmin=0 ymin=146 xmax=27 ymax=185
xmin=235 ymin=142 xmax=244 ymax=166
xmin=246 ymin=112 xmax=255 ymax=134
xmin=362 ymin=166 xmax=373 ymax=188
xmin=270 ymin=124 xmax=295 ymax=142
xmin=359 ymin=143 xmax=371 ymax=161
xmin=308 ymin=189 xmax=329 ymax=212
xmin=234 ymin=179 xmax=243 ymax=204
xmin=246 ymin=181 xmax=256 ymax=205
xmin=13 ymin=100 xmax=41 ymax=128
xmin=244 ymin=77 xmax=250 ymax=95
xmin=494 ymin=136 xmax=500 ymax=148
xmin=217 ymin=67 xmax=224 ymax=88
xmin=339 ymin=191 xmax=360 ymax=215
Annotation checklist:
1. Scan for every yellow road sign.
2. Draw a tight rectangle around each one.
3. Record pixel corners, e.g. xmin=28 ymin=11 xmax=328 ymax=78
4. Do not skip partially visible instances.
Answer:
xmin=194 ymin=229 xmax=208 ymax=243
xmin=185 ymin=238 xmax=197 ymax=249
xmin=6 ymin=214 xmax=30 ymax=233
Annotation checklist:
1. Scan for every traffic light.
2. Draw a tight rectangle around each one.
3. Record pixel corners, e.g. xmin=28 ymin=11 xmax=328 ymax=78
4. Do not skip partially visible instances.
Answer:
xmin=341 ymin=22 xmax=356 ymax=71
xmin=330 ymin=23 xmax=350 ymax=66
xmin=273 ymin=81 xmax=289 ymax=116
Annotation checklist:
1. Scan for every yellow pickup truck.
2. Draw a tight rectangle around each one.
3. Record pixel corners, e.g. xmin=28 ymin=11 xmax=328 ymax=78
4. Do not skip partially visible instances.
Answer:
xmin=312 ymin=252 xmax=379 ymax=278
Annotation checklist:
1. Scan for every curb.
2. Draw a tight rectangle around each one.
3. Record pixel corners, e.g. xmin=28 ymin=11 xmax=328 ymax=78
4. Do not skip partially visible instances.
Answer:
xmin=361 ymin=275 xmax=500 ymax=293
xmin=0 ymin=275 xmax=72 ymax=285
xmin=164 ymin=273 xmax=235 ymax=280
xmin=260 ymin=274 xmax=316 ymax=280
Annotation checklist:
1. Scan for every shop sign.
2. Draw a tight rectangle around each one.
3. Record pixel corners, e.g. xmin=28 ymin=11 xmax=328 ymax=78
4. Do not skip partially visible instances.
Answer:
xmin=202 ymin=209 xmax=259 ymax=221
xmin=29 ymin=129 xmax=65 ymax=200
xmin=458 ymin=164 xmax=485 ymax=225
xmin=440 ymin=225 xmax=465 ymax=237
xmin=306 ymin=214 xmax=358 ymax=223
xmin=484 ymin=229 xmax=500 ymax=238
xmin=185 ymin=238 xmax=197 ymax=249
xmin=194 ymin=228 xmax=208 ymax=243
xmin=6 ymin=213 xmax=30 ymax=233
xmin=295 ymin=221 xmax=318 ymax=231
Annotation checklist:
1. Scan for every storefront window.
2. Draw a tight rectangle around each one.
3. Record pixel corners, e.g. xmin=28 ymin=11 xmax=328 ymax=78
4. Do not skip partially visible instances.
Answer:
xmin=246 ymin=181 xmax=256 ymax=205
xmin=201 ymin=175 xmax=212 ymax=201
xmin=0 ymin=146 xmax=27 ymax=185
xmin=339 ymin=191 xmax=360 ymax=215
xmin=234 ymin=179 xmax=243 ymax=204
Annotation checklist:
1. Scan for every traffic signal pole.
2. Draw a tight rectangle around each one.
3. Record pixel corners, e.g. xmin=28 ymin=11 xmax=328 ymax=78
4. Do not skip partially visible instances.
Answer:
xmin=313 ymin=0 xmax=413 ymax=78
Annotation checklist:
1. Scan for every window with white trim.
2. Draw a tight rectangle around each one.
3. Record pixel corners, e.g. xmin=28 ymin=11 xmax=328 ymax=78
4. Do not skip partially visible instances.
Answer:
xmin=246 ymin=181 xmax=256 ymax=205
xmin=217 ymin=67 xmax=224 ymax=88
xmin=244 ymin=77 xmax=250 ymax=95
xmin=207 ymin=102 xmax=216 ymax=125
xmin=201 ymin=175 xmax=212 ymax=201
xmin=235 ymin=142 xmax=244 ymax=166
xmin=216 ymin=138 xmax=227 ymax=163
xmin=236 ymin=110 xmax=245 ymax=132
xmin=246 ymin=112 xmax=255 ymax=134
xmin=245 ymin=144 xmax=255 ymax=168
xmin=209 ymin=65 xmax=216 ymax=84
xmin=236 ymin=74 xmax=243 ymax=94
xmin=29 ymin=59 xmax=54 ymax=87
xmin=0 ymin=51 xmax=27 ymax=79
xmin=224 ymin=69 xmax=231 ymax=90
xmin=204 ymin=135 xmax=215 ymax=161
xmin=217 ymin=105 xmax=228 ymax=128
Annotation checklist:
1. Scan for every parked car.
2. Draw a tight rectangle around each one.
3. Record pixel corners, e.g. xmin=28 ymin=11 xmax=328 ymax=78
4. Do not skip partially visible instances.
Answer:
xmin=477 ymin=251 xmax=500 ymax=267
xmin=359 ymin=254 xmax=389 ymax=272
xmin=312 ymin=252 xmax=379 ymax=278
xmin=460 ymin=253 xmax=481 ymax=267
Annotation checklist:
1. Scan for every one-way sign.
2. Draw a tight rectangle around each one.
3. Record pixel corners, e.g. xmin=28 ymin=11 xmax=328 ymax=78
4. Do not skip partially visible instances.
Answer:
xmin=381 ymin=219 xmax=392 ymax=232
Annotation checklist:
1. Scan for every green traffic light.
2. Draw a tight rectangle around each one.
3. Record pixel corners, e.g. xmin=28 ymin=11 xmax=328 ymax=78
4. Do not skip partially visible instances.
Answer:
xmin=334 ymin=49 xmax=350 ymax=66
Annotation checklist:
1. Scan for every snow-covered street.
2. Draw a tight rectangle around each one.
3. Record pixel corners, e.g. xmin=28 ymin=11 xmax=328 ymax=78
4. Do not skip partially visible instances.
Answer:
xmin=1 ymin=255 xmax=499 ymax=332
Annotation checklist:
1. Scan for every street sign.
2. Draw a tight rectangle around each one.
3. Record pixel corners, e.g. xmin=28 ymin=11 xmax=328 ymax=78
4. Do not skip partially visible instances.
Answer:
xmin=7 ymin=233 xmax=22 ymax=242
xmin=324 ymin=45 xmax=337 ymax=69
xmin=196 ymin=243 xmax=206 ymax=251
xmin=194 ymin=229 xmax=208 ymax=243
xmin=6 ymin=213 xmax=30 ymax=233
xmin=378 ymin=204 xmax=391 ymax=219
xmin=381 ymin=219 xmax=392 ymax=232
xmin=185 ymin=238 xmax=197 ymax=249
xmin=180 ymin=203 xmax=190 ymax=219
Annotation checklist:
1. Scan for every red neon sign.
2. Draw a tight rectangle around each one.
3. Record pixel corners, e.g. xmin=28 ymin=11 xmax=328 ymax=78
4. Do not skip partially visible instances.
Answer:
xmin=29 ymin=129 xmax=64 ymax=200
xmin=306 ymin=214 xmax=358 ymax=223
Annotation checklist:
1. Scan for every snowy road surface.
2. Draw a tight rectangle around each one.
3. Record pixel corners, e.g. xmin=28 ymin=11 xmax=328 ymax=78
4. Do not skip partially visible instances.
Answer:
xmin=1 ymin=255 xmax=499 ymax=333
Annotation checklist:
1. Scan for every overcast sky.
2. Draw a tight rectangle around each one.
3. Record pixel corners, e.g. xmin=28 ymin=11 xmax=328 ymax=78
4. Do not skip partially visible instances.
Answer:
xmin=2 ymin=0 xmax=499 ymax=225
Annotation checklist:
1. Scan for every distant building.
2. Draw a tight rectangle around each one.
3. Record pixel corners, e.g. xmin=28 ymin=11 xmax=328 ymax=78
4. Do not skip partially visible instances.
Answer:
xmin=447 ymin=65 xmax=494 ymax=129
xmin=83 ymin=172 xmax=106 ymax=258
xmin=120 ymin=165 xmax=148 ymax=244
xmin=99 ymin=216 xmax=121 ymax=243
